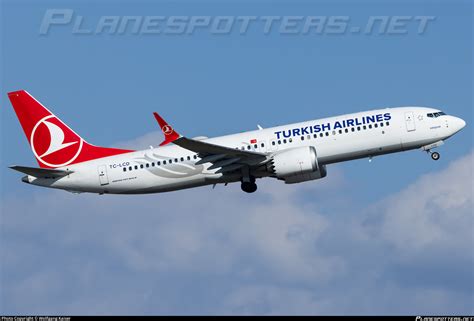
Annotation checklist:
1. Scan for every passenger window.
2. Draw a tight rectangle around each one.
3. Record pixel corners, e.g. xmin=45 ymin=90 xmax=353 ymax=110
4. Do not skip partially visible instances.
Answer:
xmin=146 ymin=163 xmax=149 ymax=168
xmin=351 ymin=127 xmax=355 ymax=132
xmin=301 ymin=136 xmax=305 ymax=141
xmin=283 ymin=139 xmax=287 ymax=144
xmin=313 ymin=134 xmax=318 ymax=138
xmin=325 ymin=132 xmax=329 ymax=136
xmin=345 ymin=128 xmax=349 ymax=133
xmin=368 ymin=124 xmax=372 ymax=129
xmin=332 ymin=131 xmax=336 ymax=135
xmin=278 ymin=140 xmax=281 ymax=145
xmin=140 ymin=164 xmax=144 ymax=169
xmin=134 ymin=165 xmax=138 ymax=170
xmin=123 ymin=168 xmax=126 ymax=172
xmin=163 ymin=160 xmax=166 ymax=165
xmin=363 ymin=125 xmax=366 ymax=130
xmin=129 ymin=166 xmax=132 ymax=171
xmin=319 ymin=133 xmax=323 ymax=137
xmin=193 ymin=155 xmax=197 ymax=159
xmin=261 ymin=143 xmax=265 ymax=148
xmin=374 ymin=123 xmax=378 ymax=128
xmin=380 ymin=123 xmax=384 ymax=127
xmin=157 ymin=161 xmax=161 ymax=166
xmin=254 ymin=144 xmax=257 ymax=149
xmin=187 ymin=156 xmax=190 ymax=161
xmin=338 ymin=130 xmax=342 ymax=134
xmin=386 ymin=122 xmax=389 ymax=126
xmin=357 ymin=127 xmax=361 ymax=131
xmin=152 ymin=162 xmax=155 ymax=167
xmin=272 ymin=141 xmax=276 ymax=146
xmin=174 ymin=158 xmax=178 ymax=163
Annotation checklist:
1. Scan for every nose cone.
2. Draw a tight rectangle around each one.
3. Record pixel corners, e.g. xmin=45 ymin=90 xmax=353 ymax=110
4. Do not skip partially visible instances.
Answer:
xmin=453 ymin=117 xmax=466 ymax=132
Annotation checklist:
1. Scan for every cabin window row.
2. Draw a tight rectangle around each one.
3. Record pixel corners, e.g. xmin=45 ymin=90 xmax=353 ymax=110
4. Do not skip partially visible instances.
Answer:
xmin=123 ymin=154 xmax=199 ymax=172
xmin=124 ymin=120 xmax=390 ymax=172
xmin=236 ymin=143 xmax=266 ymax=151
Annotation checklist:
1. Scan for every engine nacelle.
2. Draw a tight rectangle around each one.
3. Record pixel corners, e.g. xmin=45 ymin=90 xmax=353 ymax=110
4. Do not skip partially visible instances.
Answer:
xmin=269 ymin=146 xmax=327 ymax=184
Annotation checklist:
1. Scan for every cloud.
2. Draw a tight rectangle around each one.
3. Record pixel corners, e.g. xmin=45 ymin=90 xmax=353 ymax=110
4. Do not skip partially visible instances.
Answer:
xmin=113 ymin=130 xmax=162 ymax=150
xmin=365 ymin=152 xmax=473 ymax=256
xmin=1 ymin=134 xmax=472 ymax=315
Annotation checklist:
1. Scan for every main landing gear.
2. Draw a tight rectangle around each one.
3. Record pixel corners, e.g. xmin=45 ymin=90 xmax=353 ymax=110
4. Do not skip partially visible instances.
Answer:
xmin=241 ymin=181 xmax=257 ymax=193
xmin=241 ymin=166 xmax=257 ymax=193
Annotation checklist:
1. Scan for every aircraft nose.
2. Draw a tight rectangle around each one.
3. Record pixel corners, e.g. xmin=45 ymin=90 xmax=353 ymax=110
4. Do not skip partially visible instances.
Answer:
xmin=452 ymin=116 xmax=466 ymax=132
xmin=449 ymin=116 xmax=466 ymax=133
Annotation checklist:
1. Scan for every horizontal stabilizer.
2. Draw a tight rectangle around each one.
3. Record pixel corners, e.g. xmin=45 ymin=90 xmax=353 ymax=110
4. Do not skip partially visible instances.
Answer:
xmin=9 ymin=165 xmax=73 ymax=178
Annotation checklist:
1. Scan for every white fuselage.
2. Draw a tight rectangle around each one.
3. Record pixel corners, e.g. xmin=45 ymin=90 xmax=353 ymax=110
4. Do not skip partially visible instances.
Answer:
xmin=24 ymin=107 xmax=465 ymax=194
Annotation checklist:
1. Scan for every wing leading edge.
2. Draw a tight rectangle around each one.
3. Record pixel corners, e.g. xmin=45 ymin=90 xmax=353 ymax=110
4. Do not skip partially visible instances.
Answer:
xmin=153 ymin=112 xmax=269 ymax=172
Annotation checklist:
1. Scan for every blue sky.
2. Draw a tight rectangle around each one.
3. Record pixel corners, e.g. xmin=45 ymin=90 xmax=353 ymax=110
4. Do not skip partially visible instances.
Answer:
xmin=1 ymin=0 xmax=473 ymax=315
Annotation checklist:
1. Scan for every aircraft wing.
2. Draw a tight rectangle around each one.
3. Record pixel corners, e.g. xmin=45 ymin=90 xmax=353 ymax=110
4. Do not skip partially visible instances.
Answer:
xmin=10 ymin=165 xmax=73 ymax=178
xmin=153 ymin=112 xmax=269 ymax=173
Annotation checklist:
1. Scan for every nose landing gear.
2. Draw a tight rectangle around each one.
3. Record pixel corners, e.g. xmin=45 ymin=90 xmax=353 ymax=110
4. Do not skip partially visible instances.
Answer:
xmin=421 ymin=141 xmax=444 ymax=161
xmin=430 ymin=151 xmax=440 ymax=161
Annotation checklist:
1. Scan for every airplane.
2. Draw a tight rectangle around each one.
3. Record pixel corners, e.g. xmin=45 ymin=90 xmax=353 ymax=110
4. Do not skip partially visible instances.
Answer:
xmin=8 ymin=90 xmax=466 ymax=194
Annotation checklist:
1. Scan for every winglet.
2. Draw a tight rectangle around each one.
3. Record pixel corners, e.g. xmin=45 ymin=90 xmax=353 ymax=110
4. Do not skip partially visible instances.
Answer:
xmin=153 ymin=112 xmax=181 ymax=146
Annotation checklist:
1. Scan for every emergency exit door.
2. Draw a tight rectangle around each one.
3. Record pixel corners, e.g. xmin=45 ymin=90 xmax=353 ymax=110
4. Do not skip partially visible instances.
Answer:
xmin=405 ymin=112 xmax=416 ymax=132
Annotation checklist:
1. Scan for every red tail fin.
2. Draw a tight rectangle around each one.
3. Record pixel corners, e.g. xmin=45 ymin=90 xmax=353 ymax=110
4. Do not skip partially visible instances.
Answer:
xmin=8 ymin=90 xmax=134 ymax=168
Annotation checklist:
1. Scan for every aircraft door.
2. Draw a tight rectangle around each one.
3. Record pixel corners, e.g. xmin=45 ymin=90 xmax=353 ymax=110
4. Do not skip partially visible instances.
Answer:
xmin=405 ymin=112 xmax=416 ymax=132
xmin=98 ymin=165 xmax=109 ymax=186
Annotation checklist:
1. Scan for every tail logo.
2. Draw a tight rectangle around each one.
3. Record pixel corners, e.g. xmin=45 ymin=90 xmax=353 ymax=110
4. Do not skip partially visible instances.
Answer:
xmin=30 ymin=115 xmax=84 ymax=167
xmin=162 ymin=125 xmax=174 ymax=136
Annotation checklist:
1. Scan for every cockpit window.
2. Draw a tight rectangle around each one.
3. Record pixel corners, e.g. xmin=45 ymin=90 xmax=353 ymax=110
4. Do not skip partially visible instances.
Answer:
xmin=427 ymin=111 xmax=446 ymax=118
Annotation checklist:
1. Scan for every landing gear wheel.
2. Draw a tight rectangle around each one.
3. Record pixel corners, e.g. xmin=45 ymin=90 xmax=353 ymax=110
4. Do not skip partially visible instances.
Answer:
xmin=431 ymin=151 xmax=440 ymax=161
xmin=241 ymin=182 xmax=257 ymax=193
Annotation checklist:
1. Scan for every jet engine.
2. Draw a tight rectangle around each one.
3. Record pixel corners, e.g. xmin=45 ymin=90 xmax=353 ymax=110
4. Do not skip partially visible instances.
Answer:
xmin=268 ymin=146 xmax=327 ymax=184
